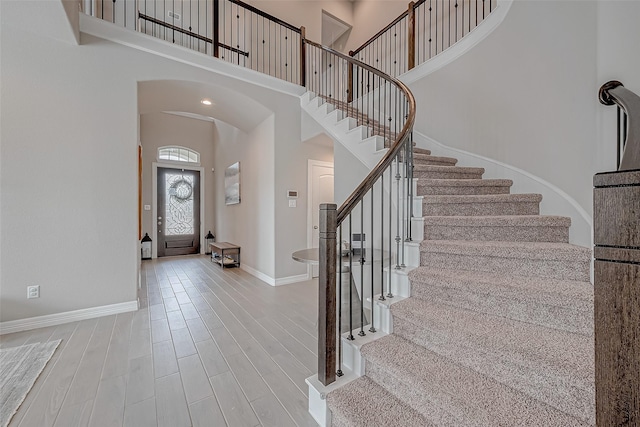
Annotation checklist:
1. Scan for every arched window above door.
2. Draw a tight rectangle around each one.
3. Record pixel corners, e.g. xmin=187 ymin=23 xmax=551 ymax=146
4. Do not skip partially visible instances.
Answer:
xmin=158 ymin=146 xmax=200 ymax=164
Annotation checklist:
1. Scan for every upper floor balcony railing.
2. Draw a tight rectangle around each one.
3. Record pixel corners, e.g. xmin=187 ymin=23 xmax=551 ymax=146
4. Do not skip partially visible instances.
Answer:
xmin=350 ymin=0 xmax=497 ymax=77
xmin=84 ymin=0 xmax=305 ymax=85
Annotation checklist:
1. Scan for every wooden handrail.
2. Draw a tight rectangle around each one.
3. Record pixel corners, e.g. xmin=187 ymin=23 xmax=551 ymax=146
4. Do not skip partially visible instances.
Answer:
xmin=138 ymin=12 xmax=249 ymax=57
xmin=351 ymin=0 xmax=427 ymax=57
xmin=303 ymin=39 xmax=416 ymax=225
xmin=227 ymin=0 xmax=301 ymax=33
xmin=350 ymin=10 xmax=410 ymax=57
xmin=306 ymin=38 xmax=416 ymax=386
xmin=600 ymin=81 xmax=640 ymax=171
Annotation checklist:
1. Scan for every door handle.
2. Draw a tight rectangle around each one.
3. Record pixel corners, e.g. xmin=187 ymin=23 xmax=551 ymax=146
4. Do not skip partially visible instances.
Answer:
xmin=313 ymin=226 xmax=318 ymax=229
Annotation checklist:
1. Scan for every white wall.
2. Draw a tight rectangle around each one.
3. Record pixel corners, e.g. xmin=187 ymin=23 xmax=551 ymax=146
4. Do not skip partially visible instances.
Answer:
xmin=213 ymin=118 xmax=277 ymax=278
xmin=1 ymin=24 xmax=140 ymax=322
xmin=347 ymin=0 xmax=408 ymax=52
xmin=140 ymin=112 xmax=217 ymax=248
xmin=408 ymin=1 xmax=599 ymax=245
xmin=274 ymin=111 xmax=334 ymax=279
xmin=596 ymin=1 xmax=640 ymax=174
xmin=244 ymin=0 xmax=354 ymax=44
xmin=0 ymin=2 xmax=328 ymax=322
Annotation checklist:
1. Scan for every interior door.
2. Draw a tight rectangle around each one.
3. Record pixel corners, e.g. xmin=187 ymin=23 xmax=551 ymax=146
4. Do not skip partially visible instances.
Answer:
xmin=310 ymin=162 xmax=335 ymax=277
xmin=157 ymin=167 xmax=201 ymax=257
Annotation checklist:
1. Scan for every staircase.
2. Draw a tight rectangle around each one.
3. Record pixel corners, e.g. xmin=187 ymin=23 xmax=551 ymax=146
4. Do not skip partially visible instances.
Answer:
xmin=324 ymin=147 xmax=595 ymax=425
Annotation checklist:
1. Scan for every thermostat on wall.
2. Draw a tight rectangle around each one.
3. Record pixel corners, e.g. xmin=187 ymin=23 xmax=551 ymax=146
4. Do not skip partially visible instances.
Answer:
xmin=287 ymin=190 xmax=298 ymax=199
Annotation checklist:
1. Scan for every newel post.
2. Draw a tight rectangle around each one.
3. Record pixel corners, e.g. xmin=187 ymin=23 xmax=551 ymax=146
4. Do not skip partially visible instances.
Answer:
xmin=318 ymin=203 xmax=337 ymax=386
xmin=594 ymin=170 xmax=640 ymax=425
xmin=407 ymin=1 xmax=416 ymax=70
xmin=300 ymin=26 xmax=307 ymax=87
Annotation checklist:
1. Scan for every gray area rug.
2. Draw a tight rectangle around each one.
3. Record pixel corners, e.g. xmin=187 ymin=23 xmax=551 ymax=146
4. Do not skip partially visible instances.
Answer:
xmin=0 ymin=340 xmax=61 ymax=427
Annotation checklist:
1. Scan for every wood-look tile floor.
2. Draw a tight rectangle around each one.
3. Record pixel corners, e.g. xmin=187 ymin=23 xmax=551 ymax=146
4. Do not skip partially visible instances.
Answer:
xmin=1 ymin=255 xmax=319 ymax=427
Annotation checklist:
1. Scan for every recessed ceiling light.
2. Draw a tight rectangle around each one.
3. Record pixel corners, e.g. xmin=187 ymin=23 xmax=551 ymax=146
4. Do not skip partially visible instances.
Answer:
xmin=200 ymin=99 xmax=212 ymax=106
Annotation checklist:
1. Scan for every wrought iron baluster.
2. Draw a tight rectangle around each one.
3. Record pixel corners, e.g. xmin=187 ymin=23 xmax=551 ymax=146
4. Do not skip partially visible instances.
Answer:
xmin=359 ymin=202 xmax=366 ymax=337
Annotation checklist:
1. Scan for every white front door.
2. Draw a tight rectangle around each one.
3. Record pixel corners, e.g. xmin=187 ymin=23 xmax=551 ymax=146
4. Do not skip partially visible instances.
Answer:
xmin=308 ymin=160 xmax=335 ymax=278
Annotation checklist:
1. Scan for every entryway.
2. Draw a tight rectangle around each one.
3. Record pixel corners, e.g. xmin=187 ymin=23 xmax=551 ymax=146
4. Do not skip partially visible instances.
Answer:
xmin=157 ymin=167 xmax=201 ymax=257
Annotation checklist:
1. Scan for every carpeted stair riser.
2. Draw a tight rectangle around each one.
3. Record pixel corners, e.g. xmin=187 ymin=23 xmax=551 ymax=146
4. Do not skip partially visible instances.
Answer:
xmin=408 ymin=268 xmax=593 ymax=334
xmin=417 ymin=178 xmax=512 ymax=195
xmin=413 ymin=147 xmax=431 ymax=155
xmin=424 ymin=215 xmax=570 ymax=242
xmin=360 ymin=335 xmax=590 ymax=426
xmin=390 ymin=298 xmax=594 ymax=421
xmin=420 ymin=241 xmax=591 ymax=281
xmin=326 ymin=376 xmax=434 ymax=427
xmin=422 ymin=194 xmax=542 ymax=216
xmin=414 ymin=165 xmax=484 ymax=180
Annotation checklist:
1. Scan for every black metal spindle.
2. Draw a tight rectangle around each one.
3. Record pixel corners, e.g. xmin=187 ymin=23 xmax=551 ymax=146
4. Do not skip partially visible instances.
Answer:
xmin=387 ymin=165 xmax=394 ymax=298
xmin=348 ymin=214 xmax=354 ymax=340
xmin=337 ymin=225 xmax=343 ymax=376
xmin=359 ymin=202 xmax=366 ymax=337
xmin=380 ymin=171 xmax=385 ymax=301
xmin=370 ymin=187 xmax=376 ymax=333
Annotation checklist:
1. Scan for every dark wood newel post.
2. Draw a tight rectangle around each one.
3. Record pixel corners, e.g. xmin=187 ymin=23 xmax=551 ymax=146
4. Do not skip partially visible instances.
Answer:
xmin=300 ymin=26 xmax=306 ymax=87
xmin=213 ymin=0 xmax=220 ymax=58
xmin=594 ymin=169 xmax=640 ymax=426
xmin=318 ymin=203 xmax=337 ymax=386
xmin=407 ymin=1 xmax=416 ymax=70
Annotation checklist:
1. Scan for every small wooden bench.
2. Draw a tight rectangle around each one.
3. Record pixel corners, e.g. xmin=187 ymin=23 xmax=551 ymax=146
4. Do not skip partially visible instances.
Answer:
xmin=209 ymin=242 xmax=241 ymax=269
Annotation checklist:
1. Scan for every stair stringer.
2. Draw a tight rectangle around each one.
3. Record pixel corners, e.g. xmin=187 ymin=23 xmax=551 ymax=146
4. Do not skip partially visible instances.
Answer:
xmin=301 ymin=92 xmax=388 ymax=170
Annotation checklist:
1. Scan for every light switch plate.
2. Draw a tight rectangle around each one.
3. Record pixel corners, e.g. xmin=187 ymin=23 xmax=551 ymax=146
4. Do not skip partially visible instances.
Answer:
xmin=144 ymin=205 xmax=151 ymax=211
xmin=289 ymin=200 xmax=297 ymax=208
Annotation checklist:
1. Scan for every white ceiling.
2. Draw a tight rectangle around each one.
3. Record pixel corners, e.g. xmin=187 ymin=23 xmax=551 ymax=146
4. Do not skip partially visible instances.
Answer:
xmin=138 ymin=80 xmax=273 ymax=132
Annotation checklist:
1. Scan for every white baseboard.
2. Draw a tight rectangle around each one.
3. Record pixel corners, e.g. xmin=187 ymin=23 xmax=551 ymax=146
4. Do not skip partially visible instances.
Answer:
xmin=240 ymin=264 xmax=277 ymax=286
xmin=0 ymin=300 xmax=139 ymax=335
xmin=275 ymin=273 xmax=312 ymax=286
xmin=241 ymin=264 xmax=311 ymax=286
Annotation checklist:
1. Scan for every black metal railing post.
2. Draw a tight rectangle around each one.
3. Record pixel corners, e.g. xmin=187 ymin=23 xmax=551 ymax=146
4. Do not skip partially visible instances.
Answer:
xmin=300 ymin=26 xmax=306 ymax=87
xmin=408 ymin=1 xmax=416 ymax=70
xmin=213 ymin=0 xmax=220 ymax=58
xmin=318 ymin=203 xmax=337 ymax=386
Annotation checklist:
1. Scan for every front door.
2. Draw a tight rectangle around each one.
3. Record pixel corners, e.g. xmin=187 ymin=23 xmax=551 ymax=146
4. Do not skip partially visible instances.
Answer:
xmin=157 ymin=167 xmax=201 ymax=257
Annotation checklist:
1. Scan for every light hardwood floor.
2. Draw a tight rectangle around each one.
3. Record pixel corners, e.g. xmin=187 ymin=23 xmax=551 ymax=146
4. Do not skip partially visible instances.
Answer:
xmin=1 ymin=255 xmax=319 ymax=427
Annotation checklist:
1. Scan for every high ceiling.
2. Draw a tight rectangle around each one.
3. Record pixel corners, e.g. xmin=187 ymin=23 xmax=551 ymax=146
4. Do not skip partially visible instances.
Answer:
xmin=138 ymin=80 xmax=273 ymax=132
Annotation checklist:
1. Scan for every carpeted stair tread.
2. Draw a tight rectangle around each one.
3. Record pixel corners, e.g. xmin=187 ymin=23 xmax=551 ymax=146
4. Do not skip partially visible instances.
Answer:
xmin=413 ymin=147 xmax=431 ymax=155
xmin=414 ymin=165 xmax=484 ymax=180
xmin=423 ymin=215 xmax=570 ymax=242
xmin=413 ymin=153 xmax=458 ymax=166
xmin=390 ymin=297 xmax=594 ymax=421
xmin=326 ymin=376 xmax=434 ymax=427
xmin=414 ymin=164 xmax=484 ymax=175
xmin=420 ymin=240 xmax=590 ymax=261
xmin=361 ymin=334 xmax=592 ymax=426
xmin=422 ymin=193 xmax=542 ymax=216
xmin=423 ymin=193 xmax=542 ymax=204
xmin=407 ymin=267 xmax=593 ymax=334
xmin=419 ymin=240 xmax=591 ymax=281
xmin=417 ymin=178 xmax=512 ymax=195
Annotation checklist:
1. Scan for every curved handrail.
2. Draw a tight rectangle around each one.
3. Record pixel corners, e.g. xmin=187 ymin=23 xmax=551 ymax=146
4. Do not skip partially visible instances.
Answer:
xmin=599 ymin=81 xmax=640 ymax=171
xmin=303 ymin=39 xmax=417 ymax=225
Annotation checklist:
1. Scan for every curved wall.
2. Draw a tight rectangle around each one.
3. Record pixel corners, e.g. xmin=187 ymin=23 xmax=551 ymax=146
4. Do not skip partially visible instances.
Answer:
xmin=406 ymin=1 xmax=599 ymax=246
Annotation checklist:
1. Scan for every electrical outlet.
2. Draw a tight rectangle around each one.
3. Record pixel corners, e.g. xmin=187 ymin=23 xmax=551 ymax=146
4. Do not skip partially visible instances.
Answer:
xmin=27 ymin=285 xmax=40 ymax=299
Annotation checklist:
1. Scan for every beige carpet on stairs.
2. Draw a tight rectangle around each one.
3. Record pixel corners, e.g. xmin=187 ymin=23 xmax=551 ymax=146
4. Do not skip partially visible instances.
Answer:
xmin=326 ymin=146 xmax=595 ymax=426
